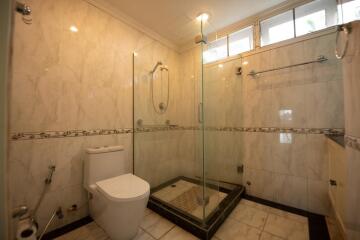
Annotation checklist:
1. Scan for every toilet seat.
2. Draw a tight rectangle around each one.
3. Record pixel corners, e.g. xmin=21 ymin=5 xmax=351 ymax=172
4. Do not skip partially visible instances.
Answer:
xmin=96 ymin=173 xmax=150 ymax=202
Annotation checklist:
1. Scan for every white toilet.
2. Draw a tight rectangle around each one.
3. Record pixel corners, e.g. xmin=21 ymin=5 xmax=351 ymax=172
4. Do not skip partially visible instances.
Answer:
xmin=83 ymin=145 xmax=150 ymax=240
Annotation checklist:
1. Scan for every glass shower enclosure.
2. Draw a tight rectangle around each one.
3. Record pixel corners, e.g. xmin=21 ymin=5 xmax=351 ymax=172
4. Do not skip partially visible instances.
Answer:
xmin=133 ymin=20 xmax=244 ymax=239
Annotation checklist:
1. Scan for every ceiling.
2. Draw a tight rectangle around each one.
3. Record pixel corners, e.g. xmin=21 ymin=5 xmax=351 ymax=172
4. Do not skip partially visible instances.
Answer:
xmin=96 ymin=0 xmax=287 ymax=47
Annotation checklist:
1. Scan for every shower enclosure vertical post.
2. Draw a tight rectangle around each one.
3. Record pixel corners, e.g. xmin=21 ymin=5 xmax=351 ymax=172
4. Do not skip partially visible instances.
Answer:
xmin=200 ymin=18 xmax=206 ymax=225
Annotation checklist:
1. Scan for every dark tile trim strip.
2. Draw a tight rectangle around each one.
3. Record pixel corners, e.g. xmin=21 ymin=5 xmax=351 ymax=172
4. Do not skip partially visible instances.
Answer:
xmin=243 ymin=195 xmax=330 ymax=240
xmin=345 ymin=135 xmax=360 ymax=152
xmin=326 ymin=134 xmax=345 ymax=147
xmin=11 ymin=126 xmax=344 ymax=141
xmin=148 ymin=176 xmax=245 ymax=240
xmin=41 ymin=216 xmax=93 ymax=240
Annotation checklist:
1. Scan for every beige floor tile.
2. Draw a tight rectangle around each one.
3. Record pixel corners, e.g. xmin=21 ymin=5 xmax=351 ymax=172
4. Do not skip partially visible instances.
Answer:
xmin=215 ymin=218 xmax=262 ymax=240
xmin=260 ymin=231 xmax=284 ymax=240
xmin=240 ymin=199 xmax=272 ymax=212
xmin=240 ymin=199 xmax=307 ymax=225
xmin=145 ymin=207 xmax=154 ymax=216
xmin=160 ymin=226 xmax=199 ymax=240
xmin=230 ymin=202 xmax=268 ymax=229
xmin=140 ymin=212 xmax=175 ymax=239
xmin=134 ymin=228 xmax=156 ymax=240
xmin=266 ymin=207 xmax=308 ymax=224
xmin=264 ymin=214 xmax=309 ymax=240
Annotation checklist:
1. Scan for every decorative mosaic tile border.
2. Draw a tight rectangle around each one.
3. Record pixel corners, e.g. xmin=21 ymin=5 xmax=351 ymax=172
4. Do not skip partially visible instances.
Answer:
xmin=345 ymin=135 xmax=360 ymax=152
xmin=11 ymin=128 xmax=133 ymax=141
xmin=11 ymin=126 xmax=345 ymax=141
xmin=134 ymin=126 xmax=198 ymax=133
xmin=205 ymin=127 xmax=345 ymax=135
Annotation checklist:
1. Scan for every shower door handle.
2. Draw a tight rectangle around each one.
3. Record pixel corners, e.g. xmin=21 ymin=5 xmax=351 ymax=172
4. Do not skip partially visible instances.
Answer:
xmin=198 ymin=103 xmax=203 ymax=123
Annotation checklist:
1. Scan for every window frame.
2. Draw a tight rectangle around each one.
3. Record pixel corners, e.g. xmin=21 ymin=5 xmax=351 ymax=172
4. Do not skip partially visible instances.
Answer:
xmin=203 ymin=0 xmax=343 ymax=65
xmin=228 ymin=25 xmax=255 ymax=56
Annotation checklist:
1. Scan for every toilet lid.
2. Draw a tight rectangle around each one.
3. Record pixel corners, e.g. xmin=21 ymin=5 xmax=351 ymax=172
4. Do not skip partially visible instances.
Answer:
xmin=96 ymin=174 xmax=150 ymax=202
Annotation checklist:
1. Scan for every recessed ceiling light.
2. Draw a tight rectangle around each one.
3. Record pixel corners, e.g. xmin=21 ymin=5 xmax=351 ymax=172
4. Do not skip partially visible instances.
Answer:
xmin=69 ymin=25 xmax=78 ymax=32
xmin=196 ymin=13 xmax=209 ymax=22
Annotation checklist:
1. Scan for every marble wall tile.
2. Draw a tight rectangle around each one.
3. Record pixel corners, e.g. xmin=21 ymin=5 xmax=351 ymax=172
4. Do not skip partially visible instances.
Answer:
xmin=8 ymin=133 xmax=132 ymax=234
xmin=304 ymin=80 xmax=344 ymax=129
xmin=243 ymin=132 xmax=272 ymax=171
xmin=9 ymin=1 xmax=346 ymax=237
xmin=9 ymin=0 xmax=185 ymax=236
xmin=11 ymin=0 xmax=153 ymax=132
xmin=305 ymin=134 xmax=328 ymax=181
xmin=243 ymin=168 xmax=275 ymax=202
xmin=271 ymin=133 xmax=307 ymax=178
xmin=272 ymin=174 xmax=308 ymax=211
xmin=307 ymin=179 xmax=331 ymax=215
xmin=341 ymin=21 xmax=360 ymax=239
xmin=243 ymin=50 xmax=273 ymax=92
xmin=344 ymin=147 xmax=360 ymax=239
xmin=134 ymin=130 xmax=197 ymax=187
xmin=270 ymin=41 xmax=308 ymax=88
xmin=204 ymin=131 xmax=244 ymax=184
xmin=203 ymin=58 xmax=244 ymax=127
xmin=343 ymin=47 xmax=360 ymax=138
xmin=271 ymin=85 xmax=306 ymax=128
xmin=243 ymin=88 xmax=273 ymax=127
xmin=303 ymin=33 xmax=343 ymax=84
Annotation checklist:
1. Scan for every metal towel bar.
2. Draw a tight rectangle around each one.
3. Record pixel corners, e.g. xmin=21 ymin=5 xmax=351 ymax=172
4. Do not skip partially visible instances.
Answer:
xmin=248 ymin=55 xmax=328 ymax=77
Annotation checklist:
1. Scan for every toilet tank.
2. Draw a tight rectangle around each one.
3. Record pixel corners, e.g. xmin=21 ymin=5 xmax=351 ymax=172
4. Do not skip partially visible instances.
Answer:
xmin=84 ymin=145 xmax=127 ymax=190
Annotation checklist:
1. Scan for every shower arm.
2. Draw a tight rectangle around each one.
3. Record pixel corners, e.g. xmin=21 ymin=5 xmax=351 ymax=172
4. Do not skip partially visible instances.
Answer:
xmin=150 ymin=61 xmax=163 ymax=74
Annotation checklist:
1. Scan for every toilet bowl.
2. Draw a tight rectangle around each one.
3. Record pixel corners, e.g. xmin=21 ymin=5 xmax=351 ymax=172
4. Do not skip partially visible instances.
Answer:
xmin=84 ymin=146 xmax=150 ymax=240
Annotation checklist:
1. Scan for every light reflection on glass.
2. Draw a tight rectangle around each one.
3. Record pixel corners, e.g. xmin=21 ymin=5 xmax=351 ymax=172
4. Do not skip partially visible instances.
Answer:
xmin=279 ymin=109 xmax=292 ymax=121
xmin=280 ymin=133 xmax=292 ymax=144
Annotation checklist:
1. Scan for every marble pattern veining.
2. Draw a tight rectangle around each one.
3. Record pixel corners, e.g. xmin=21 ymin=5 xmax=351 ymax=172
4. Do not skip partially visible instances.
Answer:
xmin=345 ymin=135 xmax=360 ymax=152
xmin=9 ymin=0 xmax=183 ymax=236
xmin=9 ymin=1 xmax=345 ymax=237
xmin=340 ymin=21 xmax=360 ymax=239
xmin=54 ymin=199 xmax=314 ymax=240
xmin=263 ymin=214 xmax=309 ymax=240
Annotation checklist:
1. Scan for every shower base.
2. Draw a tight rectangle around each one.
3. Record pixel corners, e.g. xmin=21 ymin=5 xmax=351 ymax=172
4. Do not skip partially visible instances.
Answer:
xmin=147 ymin=176 xmax=245 ymax=240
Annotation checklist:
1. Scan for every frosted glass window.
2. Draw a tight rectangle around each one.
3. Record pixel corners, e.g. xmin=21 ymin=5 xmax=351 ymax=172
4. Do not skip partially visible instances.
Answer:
xmin=338 ymin=0 xmax=360 ymax=23
xmin=295 ymin=0 xmax=338 ymax=37
xmin=260 ymin=11 xmax=295 ymax=46
xmin=203 ymin=37 xmax=227 ymax=64
xmin=229 ymin=26 xmax=254 ymax=56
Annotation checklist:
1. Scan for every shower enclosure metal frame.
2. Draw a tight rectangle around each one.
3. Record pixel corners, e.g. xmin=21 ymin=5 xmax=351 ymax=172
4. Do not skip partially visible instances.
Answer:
xmin=132 ymin=19 xmax=245 ymax=239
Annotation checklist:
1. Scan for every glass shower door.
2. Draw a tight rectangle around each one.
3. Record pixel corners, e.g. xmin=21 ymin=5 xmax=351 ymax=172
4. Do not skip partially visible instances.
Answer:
xmin=132 ymin=38 xmax=221 ymax=224
xmin=201 ymin=20 xmax=245 ymax=220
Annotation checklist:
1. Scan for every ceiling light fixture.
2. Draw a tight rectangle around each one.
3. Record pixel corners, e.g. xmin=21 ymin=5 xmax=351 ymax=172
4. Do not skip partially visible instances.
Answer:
xmin=196 ymin=13 xmax=209 ymax=22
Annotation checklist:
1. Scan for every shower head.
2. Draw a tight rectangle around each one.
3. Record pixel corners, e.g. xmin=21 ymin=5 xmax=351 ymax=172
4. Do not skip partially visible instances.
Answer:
xmin=160 ymin=65 xmax=168 ymax=71
xmin=150 ymin=61 xmax=163 ymax=74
